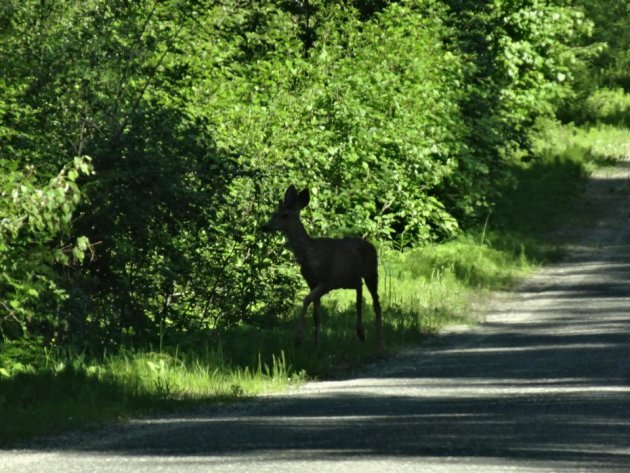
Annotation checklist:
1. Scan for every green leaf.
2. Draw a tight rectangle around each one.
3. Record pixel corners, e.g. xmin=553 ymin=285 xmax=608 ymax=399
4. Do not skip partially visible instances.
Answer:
xmin=72 ymin=247 xmax=85 ymax=262
xmin=76 ymin=236 xmax=90 ymax=251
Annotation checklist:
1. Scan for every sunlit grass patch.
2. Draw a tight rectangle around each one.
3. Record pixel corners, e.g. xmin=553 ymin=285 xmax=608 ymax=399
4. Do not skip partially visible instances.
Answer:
xmin=583 ymin=88 xmax=630 ymax=127
xmin=0 ymin=343 xmax=301 ymax=445
xmin=533 ymin=119 xmax=630 ymax=166
xmin=494 ymin=120 xmax=630 ymax=245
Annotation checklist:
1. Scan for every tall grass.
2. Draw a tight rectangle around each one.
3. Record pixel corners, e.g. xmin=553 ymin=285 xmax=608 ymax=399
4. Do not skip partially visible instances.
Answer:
xmin=583 ymin=88 xmax=630 ymax=127
xmin=493 ymin=119 xmax=630 ymax=252
xmin=533 ymin=119 xmax=630 ymax=166
xmin=0 ymin=343 xmax=299 ymax=445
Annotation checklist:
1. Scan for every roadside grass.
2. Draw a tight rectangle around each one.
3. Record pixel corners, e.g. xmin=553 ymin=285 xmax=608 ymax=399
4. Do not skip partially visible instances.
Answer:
xmin=2 ymin=121 xmax=629 ymax=446
xmin=492 ymin=121 xmax=630 ymax=250
xmin=580 ymin=87 xmax=630 ymax=127
xmin=0 ymin=342 xmax=299 ymax=445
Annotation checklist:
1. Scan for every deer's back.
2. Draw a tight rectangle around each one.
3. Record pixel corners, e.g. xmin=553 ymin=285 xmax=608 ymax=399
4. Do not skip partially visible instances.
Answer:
xmin=299 ymin=237 xmax=378 ymax=290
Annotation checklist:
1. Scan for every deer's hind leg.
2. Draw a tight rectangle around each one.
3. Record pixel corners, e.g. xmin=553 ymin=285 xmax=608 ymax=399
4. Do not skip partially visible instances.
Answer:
xmin=364 ymin=275 xmax=383 ymax=352
xmin=355 ymin=282 xmax=366 ymax=342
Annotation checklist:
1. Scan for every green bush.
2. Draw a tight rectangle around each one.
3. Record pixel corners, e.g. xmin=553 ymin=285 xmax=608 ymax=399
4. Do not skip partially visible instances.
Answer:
xmin=0 ymin=0 xmax=604 ymax=348
xmin=0 ymin=157 xmax=93 ymax=340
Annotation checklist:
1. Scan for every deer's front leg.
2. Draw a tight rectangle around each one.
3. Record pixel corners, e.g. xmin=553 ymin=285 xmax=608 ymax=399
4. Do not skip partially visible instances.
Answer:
xmin=313 ymin=299 xmax=322 ymax=346
xmin=296 ymin=284 xmax=326 ymax=346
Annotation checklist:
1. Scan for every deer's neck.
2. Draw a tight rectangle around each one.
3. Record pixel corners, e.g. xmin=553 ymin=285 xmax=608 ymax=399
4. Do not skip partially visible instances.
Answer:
xmin=284 ymin=220 xmax=313 ymax=266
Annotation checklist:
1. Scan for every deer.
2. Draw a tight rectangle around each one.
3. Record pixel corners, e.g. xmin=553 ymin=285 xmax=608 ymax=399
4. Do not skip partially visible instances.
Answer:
xmin=261 ymin=185 xmax=383 ymax=352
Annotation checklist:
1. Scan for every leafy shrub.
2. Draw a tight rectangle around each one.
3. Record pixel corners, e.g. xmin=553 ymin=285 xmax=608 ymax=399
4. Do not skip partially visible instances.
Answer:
xmin=0 ymin=157 xmax=93 ymax=340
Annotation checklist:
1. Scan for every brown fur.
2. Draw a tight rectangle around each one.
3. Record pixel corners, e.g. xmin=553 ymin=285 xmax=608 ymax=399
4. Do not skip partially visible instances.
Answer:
xmin=262 ymin=185 xmax=383 ymax=350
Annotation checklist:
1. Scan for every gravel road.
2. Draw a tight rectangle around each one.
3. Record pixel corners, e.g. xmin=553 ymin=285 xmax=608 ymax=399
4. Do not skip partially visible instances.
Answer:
xmin=2 ymin=161 xmax=630 ymax=472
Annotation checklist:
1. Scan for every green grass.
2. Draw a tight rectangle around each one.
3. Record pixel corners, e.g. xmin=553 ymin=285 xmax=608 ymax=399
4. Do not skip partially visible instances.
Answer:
xmin=2 ymin=121 xmax=630 ymax=446
xmin=582 ymin=88 xmax=630 ymax=127
xmin=533 ymin=119 xmax=630 ymax=166
xmin=492 ymin=120 xmax=630 ymax=251
xmin=0 ymin=341 xmax=299 ymax=445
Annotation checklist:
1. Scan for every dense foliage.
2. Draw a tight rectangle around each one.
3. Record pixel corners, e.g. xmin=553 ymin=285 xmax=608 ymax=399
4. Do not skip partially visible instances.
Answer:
xmin=0 ymin=0 xmax=619 ymax=349
xmin=0 ymin=157 xmax=93 ymax=340
xmin=573 ymin=0 xmax=630 ymax=90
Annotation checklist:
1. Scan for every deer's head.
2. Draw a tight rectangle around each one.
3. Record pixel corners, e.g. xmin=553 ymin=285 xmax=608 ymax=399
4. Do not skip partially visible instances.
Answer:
xmin=261 ymin=185 xmax=310 ymax=234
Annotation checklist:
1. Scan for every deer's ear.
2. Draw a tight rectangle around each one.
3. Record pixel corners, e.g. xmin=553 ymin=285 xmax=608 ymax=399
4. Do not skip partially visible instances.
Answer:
xmin=283 ymin=185 xmax=297 ymax=207
xmin=297 ymin=188 xmax=310 ymax=210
